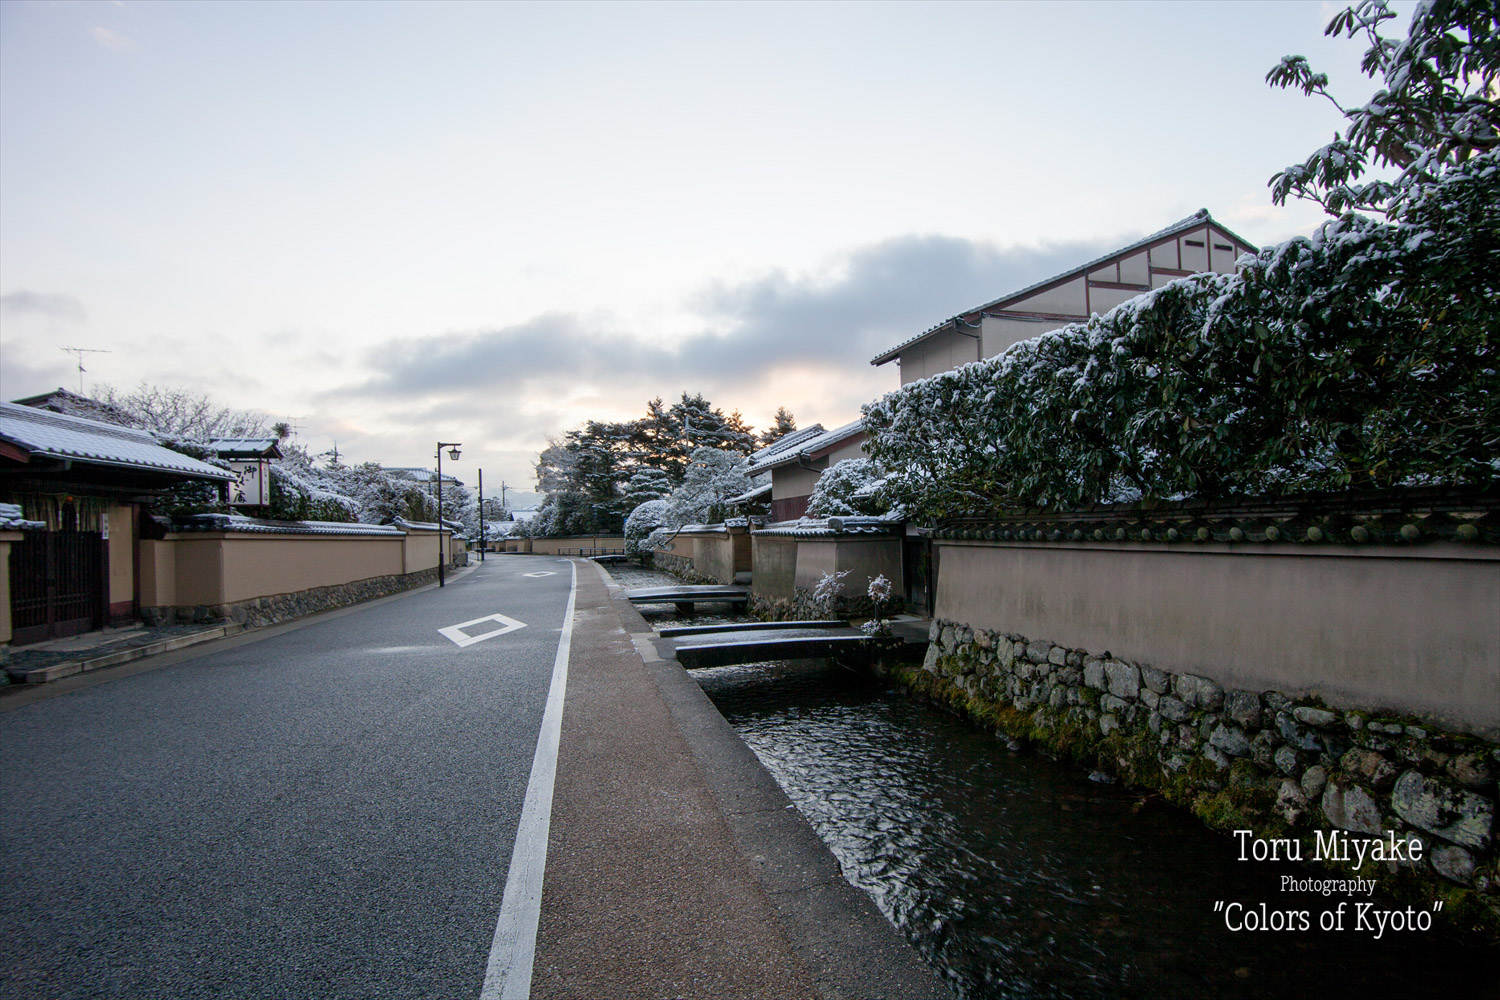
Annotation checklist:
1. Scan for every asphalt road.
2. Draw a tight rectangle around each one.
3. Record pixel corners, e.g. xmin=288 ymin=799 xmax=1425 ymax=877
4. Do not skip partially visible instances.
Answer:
xmin=1 ymin=558 xmax=575 ymax=999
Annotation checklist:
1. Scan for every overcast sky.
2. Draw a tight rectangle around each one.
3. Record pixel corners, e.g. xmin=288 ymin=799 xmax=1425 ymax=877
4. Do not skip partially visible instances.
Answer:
xmin=0 ymin=0 xmax=1400 ymax=496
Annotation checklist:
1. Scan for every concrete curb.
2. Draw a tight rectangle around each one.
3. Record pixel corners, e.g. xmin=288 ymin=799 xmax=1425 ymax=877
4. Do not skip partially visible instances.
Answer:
xmin=19 ymin=624 xmax=247 ymax=685
xmin=598 ymin=563 xmax=953 ymax=999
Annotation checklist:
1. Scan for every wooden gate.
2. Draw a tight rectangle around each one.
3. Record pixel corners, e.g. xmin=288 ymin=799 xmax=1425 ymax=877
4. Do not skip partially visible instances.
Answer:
xmin=8 ymin=528 xmax=105 ymax=646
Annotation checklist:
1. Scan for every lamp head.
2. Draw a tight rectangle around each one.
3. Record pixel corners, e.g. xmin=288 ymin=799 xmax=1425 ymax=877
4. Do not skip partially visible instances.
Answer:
xmin=448 ymin=446 xmax=461 ymax=461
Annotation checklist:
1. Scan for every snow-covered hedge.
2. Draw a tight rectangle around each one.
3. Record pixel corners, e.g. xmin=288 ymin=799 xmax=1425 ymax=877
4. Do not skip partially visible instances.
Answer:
xmin=864 ymin=149 xmax=1499 ymax=519
xmin=624 ymin=499 xmax=668 ymax=556
xmin=805 ymin=458 xmax=891 ymax=517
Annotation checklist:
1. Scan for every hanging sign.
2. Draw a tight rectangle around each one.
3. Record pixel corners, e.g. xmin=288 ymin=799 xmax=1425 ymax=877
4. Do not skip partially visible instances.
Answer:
xmin=229 ymin=460 xmax=268 ymax=506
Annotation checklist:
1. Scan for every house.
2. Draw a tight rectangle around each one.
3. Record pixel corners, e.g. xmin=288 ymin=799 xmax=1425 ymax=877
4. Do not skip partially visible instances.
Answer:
xmin=743 ymin=420 xmax=868 ymax=522
xmin=0 ymin=401 xmax=233 ymax=645
xmin=871 ymin=209 xmax=1257 ymax=384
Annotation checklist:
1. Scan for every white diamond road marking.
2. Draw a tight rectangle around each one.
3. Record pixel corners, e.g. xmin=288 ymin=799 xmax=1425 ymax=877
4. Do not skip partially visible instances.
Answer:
xmin=522 ymin=571 xmax=556 ymax=578
xmin=439 ymin=613 xmax=527 ymax=648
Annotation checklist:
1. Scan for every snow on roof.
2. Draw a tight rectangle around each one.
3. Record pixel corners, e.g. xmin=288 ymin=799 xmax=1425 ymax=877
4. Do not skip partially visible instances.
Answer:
xmin=209 ymin=438 xmax=283 ymax=459
xmin=870 ymin=209 xmax=1258 ymax=366
xmin=0 ymin=502 xmax=46 ymax=530
xmin=745 ymin=419 xmax=867 ymax=474
xmin=752 ymin=514 xmax=901 ymax=538
xmin=171 ymin=513 xmax=403 ymax=536
xmin=0 ymin=401 xmax=234 ymax=481
xmin=725 ymin=481 xmax=773 ymax=504
xmin=747 ymin=424 xmax=826 ymax=464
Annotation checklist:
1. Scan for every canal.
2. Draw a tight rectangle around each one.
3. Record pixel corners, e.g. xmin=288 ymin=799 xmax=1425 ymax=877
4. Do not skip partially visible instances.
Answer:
xmin=691 ymin=656 xmax=1491 ymax=999
xmin=611 ymin=564 xmax=1491 ymax=997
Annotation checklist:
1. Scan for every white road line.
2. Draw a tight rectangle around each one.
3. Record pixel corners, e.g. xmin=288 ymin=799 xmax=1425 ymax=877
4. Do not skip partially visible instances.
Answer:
xmin=480 ymin=560 xmax=577 ymax=1000
xmin=439 ymin=614 xmax=527 ymax=648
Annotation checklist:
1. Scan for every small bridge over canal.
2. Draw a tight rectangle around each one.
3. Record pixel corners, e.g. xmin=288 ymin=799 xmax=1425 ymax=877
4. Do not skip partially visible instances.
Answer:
xmin=624 ymin=585 xmax=751 ymax=615
xmin=661 ymin=620 xmax=877 ymax=669
xmin=626 ymin=585 xmax=929 ymax=668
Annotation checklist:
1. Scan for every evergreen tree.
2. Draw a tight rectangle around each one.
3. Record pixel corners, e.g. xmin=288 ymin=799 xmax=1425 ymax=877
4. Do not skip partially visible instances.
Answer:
xmin=758 ymin=407 xmax=797 ymax=447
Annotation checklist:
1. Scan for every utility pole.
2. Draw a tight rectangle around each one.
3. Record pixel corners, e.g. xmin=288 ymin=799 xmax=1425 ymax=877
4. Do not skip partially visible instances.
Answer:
xmin=59 ymin=347 xmax=110 ymax=394
xmin=478 ymin=468 xmax=485 ymax=562
xmin=499 ymin=480 xmax=509 ymax=519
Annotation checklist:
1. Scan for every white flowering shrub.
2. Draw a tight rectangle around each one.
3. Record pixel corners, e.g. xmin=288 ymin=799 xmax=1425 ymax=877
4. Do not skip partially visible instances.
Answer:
xmin=811 ymin=569 xmax=851 ymax=616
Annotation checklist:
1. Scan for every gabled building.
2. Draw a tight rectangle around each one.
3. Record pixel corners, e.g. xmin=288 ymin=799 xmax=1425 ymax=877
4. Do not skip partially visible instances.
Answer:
xmin=0 ymin=401 xmax=233 ymax=644
xmin=871 ymin=209 xmax=1257 ymax=384
xmin=743 ymin=420 xmax=868 ymax=522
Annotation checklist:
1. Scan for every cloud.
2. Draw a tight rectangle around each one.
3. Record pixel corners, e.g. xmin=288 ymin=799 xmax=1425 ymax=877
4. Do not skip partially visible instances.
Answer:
xmin=88 ymin=26 xmax=137 ymax=51
xmin=0 ymin=290 xmax=87 ymax=322
xmin=344 ymin=231 xmax=1122 ymax=403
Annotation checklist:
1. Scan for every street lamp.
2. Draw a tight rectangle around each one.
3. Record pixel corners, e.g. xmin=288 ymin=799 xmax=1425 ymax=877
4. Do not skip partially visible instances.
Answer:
xmin=436 ymin=441 xmax=461 ymax=586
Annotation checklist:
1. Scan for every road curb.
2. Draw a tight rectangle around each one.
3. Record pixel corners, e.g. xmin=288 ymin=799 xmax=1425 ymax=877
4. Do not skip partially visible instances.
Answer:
xmin=18 ymin=624 xmax=248 ymax=685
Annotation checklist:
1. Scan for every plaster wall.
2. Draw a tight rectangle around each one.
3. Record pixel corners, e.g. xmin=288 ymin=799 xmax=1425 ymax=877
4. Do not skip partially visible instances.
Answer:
xmin=526 ymin=535 xmax=626 ymax=556
xmin=106 ymin=503 xmax=134 ymax=607
xmin=751 ymin=534 xmax=798 ymax=600
xmin=935 ymin=540 xmax=1500 ymax=738
xmin=0 ymin=533 xmax=17 ymax=644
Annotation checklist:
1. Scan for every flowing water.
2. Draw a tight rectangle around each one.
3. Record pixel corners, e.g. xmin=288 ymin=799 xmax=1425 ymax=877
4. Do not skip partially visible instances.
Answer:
xmin=691 ymin=656 xmax=1492 ymax=1000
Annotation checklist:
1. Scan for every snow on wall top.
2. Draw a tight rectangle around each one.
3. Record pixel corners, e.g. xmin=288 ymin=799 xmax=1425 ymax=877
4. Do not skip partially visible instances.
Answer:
xmin=0 ymin=402 xmax=233 ymax=481
xmin=0 ymin=502 xmax=46 ymax=530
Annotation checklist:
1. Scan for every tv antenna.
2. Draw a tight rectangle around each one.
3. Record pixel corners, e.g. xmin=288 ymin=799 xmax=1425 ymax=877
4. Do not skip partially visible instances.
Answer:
xmin=59 ymin=346 xmax=111 ymax=394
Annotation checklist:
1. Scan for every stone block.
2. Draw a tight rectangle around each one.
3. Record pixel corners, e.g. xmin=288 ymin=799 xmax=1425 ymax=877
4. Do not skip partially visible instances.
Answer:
xmin=1175 ymin=674 xmax=1224 ymax=712
xmin=1100 ymin=694 xmax=1129 ymax=715
xmin=1321 ymin=780 xmax=1383 ymax=836
xmin=1026 ymin=641 xmax=1052 ymax=665
xmin=1104 ymin=660 xmax=1140 ymax=700
xmin=1300 ymin=764 xmax=1327 ymax=799
xmin=1340 ymin=748 xmax=1398 ymax=791
xmin=1224 ymin=690 xmax=1262 ymax=730
xmin=1100 ymin=714 xmax=1120 ymax=736
xmin=1139 ymin=664 xmax=1169 ymax=695
xmin=1274 ymin=746 xmax=1301 ymax=777
xmin=1141 ymin=688 xmax=1160 ymax=711
xmin=1293 ymin=706 xmax=1340 ymax=729
xmin=1083 ymin=659 xmax=1107 ymax=691
xmin=1391 ymin=771 xmax=1494 ymax=850
xmin=922 ymin=643 xmax=940 ymax=674
xmin=1158 ymin=696 xmax=1191 ymax=723
xmin=1047 ymin=645 xmax=1068 ymax=666
xmin=1209 ymin=723 xmax=1251 ymax=758
xmin=1430 ymin=845 xmax=1476 ymax=885
xmin=1277 ymin=779 xmax=1309 ymax=826
xmin=1446 ymin=753 xmax=1495 ymax=791
xmin=1277 ymin=712 xmax=1322 ymax=752
xmin=1202 ymin=745 xmax=1231 ymax=771
xmin=974 ymin=629 xmax=993 ymax=650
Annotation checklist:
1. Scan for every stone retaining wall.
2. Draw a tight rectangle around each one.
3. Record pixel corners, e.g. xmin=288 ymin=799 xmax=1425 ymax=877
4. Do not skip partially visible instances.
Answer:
xmin=901 ymin=619 xmax=1499 ymax=935
xmin=143 ymin=567 xmax=441 ymax=629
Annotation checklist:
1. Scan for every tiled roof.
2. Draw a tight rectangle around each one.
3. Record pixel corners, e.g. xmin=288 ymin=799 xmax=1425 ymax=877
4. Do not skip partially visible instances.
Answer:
xmin=747 ymin=424 xmax=826 ymax=464
xmin=725 ymin=481 xmax=773 ymax=504
xmin=0 ymin=502 xmax=46 ymax=530
xmin=745 ymin=419 xmax=867 ymax=474
xmin=870 ymin=209 xmax=1258 ymax=366
xmin=172 ymin=513 xmax=403 ymax=536
xmin=209 ymin=438 xmax=283 ymax=459
xmin=752 ymin=514 xmax=901 ymax=538
xmin=0 ymin=402 xmax=233 ymax=481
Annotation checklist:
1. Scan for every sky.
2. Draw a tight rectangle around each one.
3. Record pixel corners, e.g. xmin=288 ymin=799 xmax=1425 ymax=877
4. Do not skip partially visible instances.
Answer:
xmin=0 ymin=0 xmax=1405 ymax=499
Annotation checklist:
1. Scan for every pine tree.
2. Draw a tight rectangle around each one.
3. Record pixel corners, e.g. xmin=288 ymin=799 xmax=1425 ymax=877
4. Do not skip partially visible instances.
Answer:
xmin=758 ymin=407 xmax=797 ymax=447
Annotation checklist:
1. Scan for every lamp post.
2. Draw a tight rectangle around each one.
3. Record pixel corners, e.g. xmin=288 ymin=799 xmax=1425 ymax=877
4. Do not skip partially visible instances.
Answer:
xmin=478 ymin=468 xmax=485 ymax=563
xmin=436 ymin=441 xmax=461 ymax=586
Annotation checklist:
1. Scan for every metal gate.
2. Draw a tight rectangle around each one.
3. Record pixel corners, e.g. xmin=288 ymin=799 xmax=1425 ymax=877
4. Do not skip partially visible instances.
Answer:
xmin=8 ymin=528 xmax=105 ymax=646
